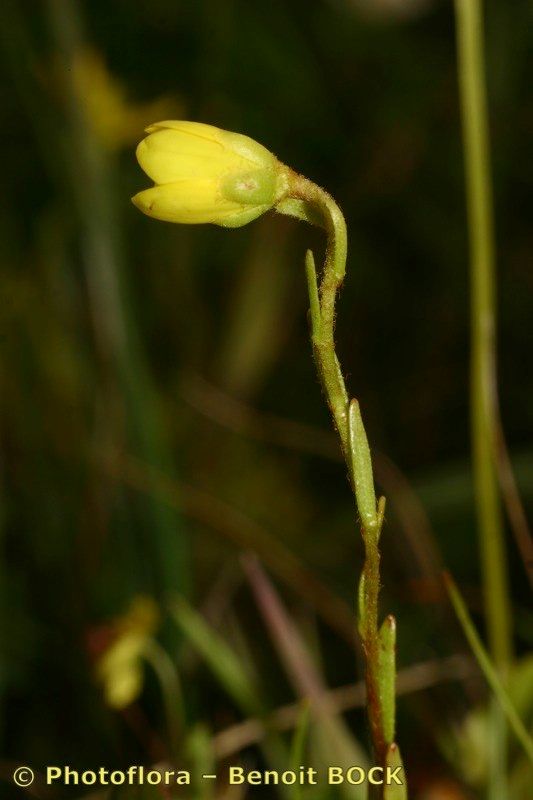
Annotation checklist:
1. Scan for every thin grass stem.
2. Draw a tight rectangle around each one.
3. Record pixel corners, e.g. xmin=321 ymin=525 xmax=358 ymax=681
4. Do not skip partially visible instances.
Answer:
xmin=445 ymin=575 xmax=533 ymax=765
xmin=454 ymin=2 xmax=514 ymax=793
xmin=453 ymin=0 xmax=513 ymax=673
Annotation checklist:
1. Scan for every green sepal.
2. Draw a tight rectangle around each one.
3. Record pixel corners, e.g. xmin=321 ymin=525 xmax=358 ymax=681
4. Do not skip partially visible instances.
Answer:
xmin=218 ymin=204 xmax=271 ymax=228
xmin=221 ymin=169 xmax=277 ymax=206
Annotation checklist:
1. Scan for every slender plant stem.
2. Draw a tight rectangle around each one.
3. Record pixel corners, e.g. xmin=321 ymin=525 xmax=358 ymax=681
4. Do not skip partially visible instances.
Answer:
xmin=284 ymin=171 xmax=389 ymax=777
xmin=287 ymin=173 xmax=349 ymax=450
xmin=454 ymin=0 xmax=513 ymax=795
xmin=454 ymin=0 xmax=512 ymax=676
xmin=362 ymin=530 xmax=385 ymax=764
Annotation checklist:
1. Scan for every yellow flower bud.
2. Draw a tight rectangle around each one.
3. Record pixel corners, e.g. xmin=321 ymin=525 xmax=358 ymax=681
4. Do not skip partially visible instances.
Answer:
xmin=132 ymin=121 xmax=288 ymax=227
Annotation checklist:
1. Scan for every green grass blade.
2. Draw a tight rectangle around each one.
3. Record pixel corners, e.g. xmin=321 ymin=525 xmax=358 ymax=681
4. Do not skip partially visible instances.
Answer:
xmin=187 ymin=724 xmax=216 ymax=800
xmin=445 ymin=574 xmax=533 ymax=765
xmin=289 ymin=701 xmax=311 ymax=800
xmin=169 ymin=596 xmax=260 ymax=716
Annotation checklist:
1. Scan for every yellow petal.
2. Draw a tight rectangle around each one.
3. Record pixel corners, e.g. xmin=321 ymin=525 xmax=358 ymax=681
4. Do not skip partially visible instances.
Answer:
xmin=137 ymin=121 xmax=276 ymax=183
xmin=132 ymin=180 xmax=247 ymax=224
xmin=136 ymin=128 xmax=244 ymax=183
xmin=145 ymin=120 xmax=226 ymax=142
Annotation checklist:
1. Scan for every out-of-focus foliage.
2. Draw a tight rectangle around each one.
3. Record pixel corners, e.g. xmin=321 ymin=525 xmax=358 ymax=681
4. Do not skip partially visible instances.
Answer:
xmin=1 ymin=0 xmax=532 ymax=797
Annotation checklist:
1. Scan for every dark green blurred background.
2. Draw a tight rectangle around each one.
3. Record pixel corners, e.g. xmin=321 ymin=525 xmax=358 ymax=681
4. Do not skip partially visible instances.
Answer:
xmin=1 ymin=0 xmax=532 ymax=797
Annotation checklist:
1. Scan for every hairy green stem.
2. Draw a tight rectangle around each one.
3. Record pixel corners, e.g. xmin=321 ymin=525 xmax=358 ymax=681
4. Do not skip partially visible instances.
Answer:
xmin=283 ymin=171 xmax=390 ymax=779
xmin=286 ymin=173 xmax=349 ymax=450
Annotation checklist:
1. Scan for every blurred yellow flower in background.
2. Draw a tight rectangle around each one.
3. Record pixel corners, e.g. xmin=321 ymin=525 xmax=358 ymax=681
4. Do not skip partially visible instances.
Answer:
xmin=132 ymin=121 xmax=288 ymax=227
xmin=71 ymin=49 xmax=179 ymax=150
xmin=96 ymin=595 xmax=159 ymax=709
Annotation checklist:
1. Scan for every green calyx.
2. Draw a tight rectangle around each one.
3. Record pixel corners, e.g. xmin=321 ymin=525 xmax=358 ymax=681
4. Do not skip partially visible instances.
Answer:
xmin=220 ymin=169 xmax=279 ymax=208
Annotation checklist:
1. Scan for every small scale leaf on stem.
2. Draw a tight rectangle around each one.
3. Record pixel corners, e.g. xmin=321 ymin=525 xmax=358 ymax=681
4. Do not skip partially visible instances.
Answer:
xmin=348 ymin=399 xmax=378 ymax=532
xmin=377 ymin=615 xmax=397 ymax=746
xmin=357 ymin=572 xmax=367 ymax=638
xmin=384 ymin=743 xmax=407 ymax=800
xmin=276 ymin=197 xmax=326 ymax=229
xmin=377 ymin=496 xmax=386 ymax=532
xmin=305 ymin=249 xmax=322 ymax=343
